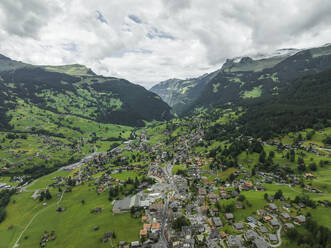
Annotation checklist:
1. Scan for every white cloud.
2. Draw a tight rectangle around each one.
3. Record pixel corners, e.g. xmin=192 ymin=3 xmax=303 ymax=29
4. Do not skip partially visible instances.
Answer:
xmin=0 ymin=0 xmax=331 ymax=88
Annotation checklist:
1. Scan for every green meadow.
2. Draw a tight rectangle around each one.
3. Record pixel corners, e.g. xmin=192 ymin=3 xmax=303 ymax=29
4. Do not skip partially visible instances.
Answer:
xmin=0 ymin=170 xmax=141 ymax=248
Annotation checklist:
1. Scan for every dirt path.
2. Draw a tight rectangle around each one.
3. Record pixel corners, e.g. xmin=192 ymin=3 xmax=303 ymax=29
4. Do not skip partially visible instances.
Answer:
xmin=12 ymin=205 xmax=50 ymax=248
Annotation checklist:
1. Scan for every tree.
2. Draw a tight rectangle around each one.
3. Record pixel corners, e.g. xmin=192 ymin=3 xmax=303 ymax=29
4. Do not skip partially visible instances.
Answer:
xmin=308 ymin=163 xmax=317 ymax=171
xmin=286 ymin=228 xmax=298 ymax=241
xmin=290 ymin=150 xmax=295 ymax=162
xmin=172 ymin=216 xmax=191 ymax=231
xmin=298 ymin=157 xmax=305 ymax=165
xmin=39 ymin=191 xmax=45 ymax=202
xmin=237 ymin=195 xmax=246 ymax=202
xmin=45 ymin=189 xmax=52 ymax=200
xmin=274 ymin=190 xmax=283 ymax=200
xmin=264 ymin=193 xmax=268 ymax=201
xmin=298 ymin=163 xmax=306 ymax=172
xmin=215 ymin=201 xmax=221 ymax=211
xmin=229 ymin=173 xmax=236 ymax=182
xmin=259 ymin=151 xmax=266 ymax=163
xmin=225 ymin=203 xmax=235 ymax=213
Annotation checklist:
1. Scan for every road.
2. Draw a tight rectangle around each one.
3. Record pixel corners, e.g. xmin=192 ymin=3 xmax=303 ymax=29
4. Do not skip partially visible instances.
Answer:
xmin=59 ymin=152 xmax=105 ymax=171
xmin=155 ymin=162 xmax=177 ymax=248
xmin=270 ymin=225 xmax=283 ymax=247
xmin=159 ymin=197 xmax=169 ymax=248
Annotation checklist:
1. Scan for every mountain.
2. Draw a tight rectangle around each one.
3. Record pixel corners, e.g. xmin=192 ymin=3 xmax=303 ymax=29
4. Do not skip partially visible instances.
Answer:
xmin=151 ymin=44 xmax=331 ymax=115
xmin=239 ymin=67 xmax=331 ymax=139
xmin=0 ymin=55 xmax=172 ymax=129
xmin=150 ymin=70 xmax=219 ymax=115
xmin=185 ymin=44 xmax=331 ymax=113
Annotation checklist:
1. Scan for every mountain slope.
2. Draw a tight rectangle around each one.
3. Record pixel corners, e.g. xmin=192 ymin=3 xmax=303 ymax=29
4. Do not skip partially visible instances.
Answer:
xmin=0 ymin=55 xmax=172 ymax=129
xmin=150 ymin=70 xmax=219 ymax=114
xmin=184 ymin=44 xmax=331 ymax=114
xmin=240 ymin=67 xmax=331 ymax=139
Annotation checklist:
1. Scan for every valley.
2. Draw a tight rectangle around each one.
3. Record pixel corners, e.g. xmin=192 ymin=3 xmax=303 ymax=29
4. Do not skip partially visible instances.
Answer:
xmin=0 ymin=45 xmax=331 ymax=248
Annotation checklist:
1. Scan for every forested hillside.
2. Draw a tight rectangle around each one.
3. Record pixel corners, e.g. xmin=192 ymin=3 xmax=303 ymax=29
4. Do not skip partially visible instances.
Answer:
xmin=240 ymin=67 xmax=331 ymax=139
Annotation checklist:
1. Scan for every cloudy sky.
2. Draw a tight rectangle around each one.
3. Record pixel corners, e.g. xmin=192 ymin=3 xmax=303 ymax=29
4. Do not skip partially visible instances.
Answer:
xmin=0 ymin=0 xmax=331 ymax=88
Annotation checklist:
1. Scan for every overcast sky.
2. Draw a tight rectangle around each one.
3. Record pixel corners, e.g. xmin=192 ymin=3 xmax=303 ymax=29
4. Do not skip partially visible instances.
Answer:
xmin=1 ymin=0 xmax=331 ymax=88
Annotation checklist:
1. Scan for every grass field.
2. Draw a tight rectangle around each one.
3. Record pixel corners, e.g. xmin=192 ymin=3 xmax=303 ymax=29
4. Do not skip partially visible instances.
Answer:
xmin=111 ymin=170 xmax=141 ymax=181
xmin=242 ymin=86 xmax=262 ymax=99
xmin=0 ymin=170 xmax=141 ymax=248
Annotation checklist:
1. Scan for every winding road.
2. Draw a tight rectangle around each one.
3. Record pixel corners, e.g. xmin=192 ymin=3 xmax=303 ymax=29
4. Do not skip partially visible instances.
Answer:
xmin=270 ymin=225 xmax=283 ymax=248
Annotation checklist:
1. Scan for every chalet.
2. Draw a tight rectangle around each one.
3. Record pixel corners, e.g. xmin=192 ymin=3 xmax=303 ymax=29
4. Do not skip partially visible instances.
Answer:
xmin=269 ymin=219 xmax=280 ymax=228
xmin=236 ymin=201 xmax=243 ymax=209
xmin=151 ymin=222 xmax=160 ymax=233
xmin=264 ymin=216 xmax=272 ymax=221
xmin=140 ymin=229 xmax=147 ymax=238
xmin=294 ymin=215 xmax=306 ymax=224
xmin=143 ymin=223 xmax=151 ymax=231
xmin=233 ymin=222 xmax=244 ymax=230
xmin=245 ymin=230 xmax=259 ymax=241
xmin=32 ymin=190 xmax=40 ymax=200
xmin=280 ymin=212 xmax=291 ymax=221
xmin=259 ymin=226 xmax=268 ymax=234
xmin=284 ymin=223 xmax=295 ymax=230
xmin=298 ymin=203 xmax=306 ymax=208
xmin=220 ymin=192 xmax=229 ymax=199
xmin=149 ymin=202 xmax=163 ymax=212
xmin=269 ymin=234 xmax=278 ymax=243
xmin=212 ymin=217 xmax=223 ymax=228
xmin=209 ymin=229 xmax=220 ymax=240
xmin=200 ymin=206 xmax=209 ymax=215
xmin=252 ymin=238 xmax=270 ymax=248
xmin=141 ymin=216 xmax=147 ymax=222
xmin=225 ymin=213 xmax=234 ymax=221
xmin=227 ymin=235 xmax=243 ymax=248
xmin=257 ymin=209 xmax=267 ymax=216
xmin=282 ymin=203 xmax=292 ymax=212
xmin=244 ymin=181 xmax=253 ymax=189
xmin=191 ymin=224 xmax=204 ymax=234
xmin=247 ymin=216 xmax=257 ymax=224
xmin=207 ymin=193 xmax=217 ymax=203
xmin=220 ymin=231 xmax=228 ymax=239
xmin=211 ymin=208 xmax=219 ymax=215
xmin=232 ymin=190 xmax=239 ymax=197
xmin=198 ymin=188 xmax=207 ymax=196
xmin=266 ymin=203 xmax=278 ymax=211
xmin=131 ymin=241 xmax=140 ymax=247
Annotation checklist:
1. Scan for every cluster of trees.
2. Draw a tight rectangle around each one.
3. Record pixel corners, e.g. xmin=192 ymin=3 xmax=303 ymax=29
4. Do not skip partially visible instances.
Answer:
xmin=39 ymin=189 xmax=52 ymax=201
xmin=108 ymin=176 xmax=154 ymax=201
xmin=274 ymin=189 xmax=284 ymax=200
xmin=293 ymin=195 xmax=316 ymax=208
xmin=172 ymin=216 xmax=191 ymax=231
xmin=5 ymin=133 xmax=27 ymax=139
xmin=0 ymin=189 xmax=15 ymax=223
xmin=286 ymin=216 xmax=331 ymax=247
xmin=323 ymin=136 xmax=331 ymax=146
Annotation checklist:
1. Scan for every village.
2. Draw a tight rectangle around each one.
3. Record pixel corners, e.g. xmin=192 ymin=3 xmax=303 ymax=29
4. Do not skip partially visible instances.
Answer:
xmin=1 ymin=117 xmax=330 ymax=248
xmin=16 ymin=118 xmax=326 ymax=248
